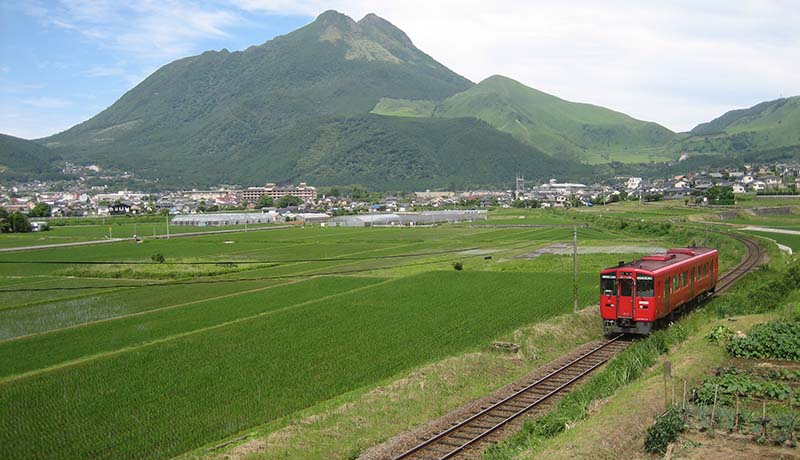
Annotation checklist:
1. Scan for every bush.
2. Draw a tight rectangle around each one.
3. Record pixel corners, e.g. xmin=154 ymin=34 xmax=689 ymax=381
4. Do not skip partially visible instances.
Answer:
xmin=725 ymin=318 xmax=800 ymax=360
xmin=452 ymin=262 xmax=463 ymax=271
xmin=151 ymin=253 xmax=166 ymax=264
xmin=644 ymin=407 xmax=684 ymax=454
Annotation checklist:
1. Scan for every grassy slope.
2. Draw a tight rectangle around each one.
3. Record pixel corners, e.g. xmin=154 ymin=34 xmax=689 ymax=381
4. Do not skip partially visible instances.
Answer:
xmin=374 ymin=75 xmax=676 ymax=164
xmin=681 ymin=96 xmax=800 ymax=157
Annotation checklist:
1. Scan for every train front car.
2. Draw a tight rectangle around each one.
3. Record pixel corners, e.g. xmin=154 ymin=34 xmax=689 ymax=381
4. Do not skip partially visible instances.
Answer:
xmin=600 ymin=248 xmax=719 ymax=336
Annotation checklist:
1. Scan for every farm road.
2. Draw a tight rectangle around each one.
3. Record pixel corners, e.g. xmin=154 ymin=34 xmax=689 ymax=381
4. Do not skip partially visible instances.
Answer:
xmin=0 ymin=225 xmax=292 ymax=253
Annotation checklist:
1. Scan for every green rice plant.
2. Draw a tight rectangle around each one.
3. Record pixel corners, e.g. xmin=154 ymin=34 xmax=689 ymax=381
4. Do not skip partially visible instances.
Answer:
xmin=0 ymin=271 xmax=592 ymax=460
xmin=0 ymin=277 xmax=382 ymax=379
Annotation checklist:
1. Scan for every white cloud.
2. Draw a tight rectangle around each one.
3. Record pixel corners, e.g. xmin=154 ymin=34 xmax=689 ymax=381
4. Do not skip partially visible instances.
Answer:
xmin=230 ymin=0 xmax=800 ymax=131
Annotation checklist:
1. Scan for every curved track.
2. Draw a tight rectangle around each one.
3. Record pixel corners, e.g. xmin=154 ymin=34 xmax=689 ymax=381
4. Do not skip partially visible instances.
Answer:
xmin=391 ymin=233 xmax=763 ymax=460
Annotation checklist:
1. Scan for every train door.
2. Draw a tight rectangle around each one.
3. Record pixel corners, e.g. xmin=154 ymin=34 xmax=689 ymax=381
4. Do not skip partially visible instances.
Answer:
xmin=617 ymin=277 xmax=635 ymax=319
xmin=690 ymin=267 xmax=695 ymax=299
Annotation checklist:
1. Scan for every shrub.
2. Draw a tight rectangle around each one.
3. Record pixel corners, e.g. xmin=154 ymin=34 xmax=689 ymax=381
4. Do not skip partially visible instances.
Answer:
xmin=151 ymin=253 xmax=166 ymax=264
xmin=644 ymin=407 xmax=684 ymax=454
xmin=725 ymin=318 xmax=800 ymax=360
xmin=452 ymin=262 xmax=463 ymax=271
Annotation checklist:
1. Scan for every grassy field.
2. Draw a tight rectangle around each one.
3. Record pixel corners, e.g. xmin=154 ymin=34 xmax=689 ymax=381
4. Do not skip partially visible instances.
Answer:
xmin=0 ymin=216 xmax=281 ymax=249
xmin=0 ymin=214 xmax=747 ymax=460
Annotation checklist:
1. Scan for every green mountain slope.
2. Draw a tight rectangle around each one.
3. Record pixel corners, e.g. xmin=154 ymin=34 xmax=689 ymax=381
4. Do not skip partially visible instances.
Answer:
xmin=46 ymin=11 xmax=557 ymax=189
xmin=0 ymin=133 xmax=62 ymax=178
xmin=681 ymin=96 xmax=800 ymax=155
xmin=373 ymin=75 xmax=676 ymax=163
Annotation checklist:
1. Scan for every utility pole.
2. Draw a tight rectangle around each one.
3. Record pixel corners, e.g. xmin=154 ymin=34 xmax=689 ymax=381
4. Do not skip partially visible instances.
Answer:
xmin=573 ymin=225 xmax=579 ymax=313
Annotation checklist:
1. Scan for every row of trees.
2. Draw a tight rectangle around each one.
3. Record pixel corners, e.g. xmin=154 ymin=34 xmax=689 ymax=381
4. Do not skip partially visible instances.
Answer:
xmin=255 ymin=194 xmax=304 ymax=209
xmin=0 ymin=207 xmax=32 ymax=233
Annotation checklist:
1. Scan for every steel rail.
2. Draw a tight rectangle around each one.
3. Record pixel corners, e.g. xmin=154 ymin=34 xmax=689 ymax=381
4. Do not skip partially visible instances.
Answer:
xmin=392 ymin=335 xmax=626 ymax=459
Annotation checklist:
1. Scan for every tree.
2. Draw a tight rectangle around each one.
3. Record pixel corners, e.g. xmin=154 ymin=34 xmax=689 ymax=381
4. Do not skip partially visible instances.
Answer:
xmin=326 ymin=187 xmax=340 ymax=198
xmin=257 ymin=195 xmax=275 ymax=208
xmin=350 ymin=186 xmax=368 ymax=201
xmin=0 ymin=207 xmax=9 ymax=233
xmin=28 ymin=202 xmax=51 ymax=217
xmin=277 ymin=195 xmax=303 ymax=207
xmin=9 ymin=212 xmax=30 ymax=233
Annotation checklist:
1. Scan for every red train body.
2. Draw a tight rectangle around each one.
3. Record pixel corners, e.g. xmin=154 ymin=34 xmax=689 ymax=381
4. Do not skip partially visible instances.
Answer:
xmin=600 ymin=248 xmax=718 ymax=335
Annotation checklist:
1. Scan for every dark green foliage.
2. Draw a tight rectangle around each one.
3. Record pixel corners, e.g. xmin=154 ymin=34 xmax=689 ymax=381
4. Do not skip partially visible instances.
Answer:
xmin=694 ymin=371 xmax=794 ymax=405
xmin=150 ymin=253 xmax=165 ymax=264
xmin=256 ymin=195 xmax=274 ymax=208
xmin=28 ymin=202 xmax=51 ymax=218
xmin=0 ymin=133 xmax=62 ymax=178
xmin=725 ymin=318 xmax=800 ymax=361
xmin=8 ymin=212 xmax=30 ymax=233
xmin=277 ymin=195 xmax=303 ymax=207
xmin=644 ymin=407 xmax=685 ymax=454
xmin=452 ymin=261 xmax=463 ymax=270
xmin=0 ymin=207 xmax=9 ymax=233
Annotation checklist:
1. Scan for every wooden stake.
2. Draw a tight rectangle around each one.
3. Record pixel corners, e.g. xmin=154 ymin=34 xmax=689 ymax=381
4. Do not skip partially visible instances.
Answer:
xmin=711 ymin=384 xmax=719 ymax=432
xmin=682 ymin=380 xmax=688 ymax=423
xmin=762 ymin=399 xmax=767 ymax=438
xmin=735 ymin=394 xmax=740 ymax=432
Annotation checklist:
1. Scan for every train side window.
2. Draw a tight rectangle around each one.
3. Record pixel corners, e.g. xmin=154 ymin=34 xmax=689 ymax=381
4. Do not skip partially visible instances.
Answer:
xmin=683 ymin=272 xmax=687 ymax=287
xmin=673 ymin=276 xmax=679 ymax=291
xmin=636 ymin=276 xmax=654 ymax=297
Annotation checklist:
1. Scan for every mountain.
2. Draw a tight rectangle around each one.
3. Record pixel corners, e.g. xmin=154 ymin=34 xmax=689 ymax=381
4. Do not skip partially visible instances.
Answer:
xmin=39 ymin=11 xmax=591 ymax=189
xmin=681 ymin=96 xmax=800 ymax=156
xmin=373 ymin=75 xmax=677 ymax=163
xmin=0 ymin=133 xmax=62 ymax=178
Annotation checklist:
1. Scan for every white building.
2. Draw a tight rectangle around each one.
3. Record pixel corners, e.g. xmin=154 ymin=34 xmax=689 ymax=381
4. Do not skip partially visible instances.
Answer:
xmin=625 ymin=177 xmax=642 ymax=190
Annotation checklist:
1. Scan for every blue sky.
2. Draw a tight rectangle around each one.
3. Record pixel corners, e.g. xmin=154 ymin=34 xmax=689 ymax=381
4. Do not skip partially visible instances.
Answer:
xmin=1 ymin=1 xmax=798 ymax=139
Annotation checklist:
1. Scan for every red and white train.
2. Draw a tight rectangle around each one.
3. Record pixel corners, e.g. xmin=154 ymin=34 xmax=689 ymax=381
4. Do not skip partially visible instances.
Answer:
xmin=600 ymin=247 xmax=719 ymax=335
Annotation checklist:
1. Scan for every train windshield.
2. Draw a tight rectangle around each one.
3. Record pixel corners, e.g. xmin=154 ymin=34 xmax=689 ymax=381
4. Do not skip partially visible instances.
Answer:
xmin=619 ymin=279 xmax=633 ymax=297
xmin=637 ymin=276 xmax=654 ymax=297
xmin=601 ymin=275 xmax=616 ymax=296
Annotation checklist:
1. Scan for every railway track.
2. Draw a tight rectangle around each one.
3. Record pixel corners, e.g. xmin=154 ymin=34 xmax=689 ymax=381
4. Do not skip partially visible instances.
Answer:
xmin=714 ymin=231 xmax=764 ymax=293
xmin=391 ymin=233 xmax=763 ymax=460
xmin=391 ymin=336 xmax=632 ymax=460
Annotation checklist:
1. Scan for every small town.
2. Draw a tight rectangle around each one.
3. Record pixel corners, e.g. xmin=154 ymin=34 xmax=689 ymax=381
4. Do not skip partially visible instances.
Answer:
xmin=2 ymin=160 xmax=799 ymax=229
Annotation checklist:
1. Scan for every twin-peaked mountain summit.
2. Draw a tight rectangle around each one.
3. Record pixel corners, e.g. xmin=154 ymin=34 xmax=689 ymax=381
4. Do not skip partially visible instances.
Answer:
xmin=24 ymin=10 xmax=799 ymax=188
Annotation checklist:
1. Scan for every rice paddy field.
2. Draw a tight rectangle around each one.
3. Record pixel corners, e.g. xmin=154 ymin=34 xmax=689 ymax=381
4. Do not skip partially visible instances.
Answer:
xmin=0 ymin=217 xmax=737 ymax=460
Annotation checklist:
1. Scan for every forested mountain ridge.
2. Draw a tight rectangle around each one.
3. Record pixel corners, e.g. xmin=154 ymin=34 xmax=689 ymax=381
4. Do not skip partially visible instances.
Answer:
xmin=0 ymin=133 xmax=62 ymax=178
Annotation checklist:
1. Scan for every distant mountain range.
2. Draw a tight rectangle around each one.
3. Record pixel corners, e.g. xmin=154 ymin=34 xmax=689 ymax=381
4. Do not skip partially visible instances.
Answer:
xmin=2 ymin=10 xmax=796 ymax=189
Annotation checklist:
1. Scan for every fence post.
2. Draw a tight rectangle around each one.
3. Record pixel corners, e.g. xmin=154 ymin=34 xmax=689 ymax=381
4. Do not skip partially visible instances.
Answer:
xmin=664 ymin=361 xmax=672 ymax=408
xmin=710 ymin=384 xmax=719 ymax=434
